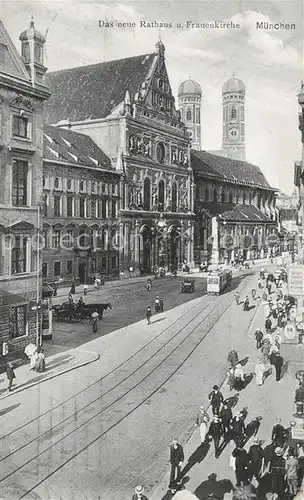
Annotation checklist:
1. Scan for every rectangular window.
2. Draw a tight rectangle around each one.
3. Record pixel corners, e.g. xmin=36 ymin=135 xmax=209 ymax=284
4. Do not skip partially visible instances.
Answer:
xmin=79 ymin=198 xmax=86 ymax=217
xmin=10 ymin=305 xmax=27 ymax=338
xmin=101 ymin=199 xmax=107 ymax=218
xmin=54 ymin=195 xmax=61 ymax=217
xmin=91 ymin=199 xmax=97 ymax=218
xmin=54 ymin=261 xmax=61 ymax=276
xmin=111 ymin=256 xmax=117 ymax=269
xmin=52 ymin=230 xmax=60 ymax=248
xmin=42 ymin=194 xmax=48 ymax=216
xmin=101 ymin=257 xmax=107 ymax=270
xmin=66 ymin=260 xmax=73 ymax=274
xmin=43 ymin=230 xmax=48 ymax=249
xmin=42 ymin=262 xmax=48 ymax=278
xmin=111 ymin=200 xmax=116 ymax=218
xmin=90 ymin=258 xmax=97 ymax=273
xmin=12 ymin=160 xmax=28 ymax=206
xmin=13 ymin=115 xmax=29 ymax=138
xmin=67 ymin=196 xmax=74 ymax=217
xmin=11 ymin=236 xmax=27 ymax=274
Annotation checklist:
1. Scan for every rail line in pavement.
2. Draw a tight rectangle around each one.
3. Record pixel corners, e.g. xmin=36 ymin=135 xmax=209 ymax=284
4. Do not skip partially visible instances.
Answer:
xmin=0 ymin=274 xmax=253 ymax=499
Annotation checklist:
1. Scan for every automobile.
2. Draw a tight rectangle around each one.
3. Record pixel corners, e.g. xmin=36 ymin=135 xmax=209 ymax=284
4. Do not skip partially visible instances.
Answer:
xmin=42 ymin=283 xmax=57 ymax=298
xmin=181 ymin=279 xmax=195 ymax=293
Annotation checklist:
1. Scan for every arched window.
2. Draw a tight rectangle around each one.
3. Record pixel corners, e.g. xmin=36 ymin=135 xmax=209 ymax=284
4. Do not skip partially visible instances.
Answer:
xmin=236 ymin=192 xmax=240 ymax=204
xmin=231 ymin=106 xmax=237 ymax=119
xmin=186 ymin=110 xmax=192 ymax=121
xmin=143 ymin=178 xmax=151 ymax=211
xmin=158 ymin=180 xmax=165 ymax=212
xmin=221 ymin=190 xmax=225 ymax=203
xmin=229 ymin=191 xmax=233 ymax=204
xmin=205 ymin=188 xmax=209 ymax=202
xmin=213 ymin=188 xmax=217 ymax=203
xmin=195 ymin=108 xmax=200 ymax=124
xmin=243 ymin=192 xmax=246 ymax=204
xmin=172 ymin=182 xmax=177 ymax=212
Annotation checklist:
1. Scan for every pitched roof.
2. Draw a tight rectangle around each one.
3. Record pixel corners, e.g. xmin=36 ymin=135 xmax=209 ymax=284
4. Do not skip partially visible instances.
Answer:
xmin=191 ymin=150 xmax=274 ymax=190
xmin=44 ymin=53 xmax=156 ymax=123
xmin=201 ymin=202 xmax=274 ymax=223
xmin=0 ymin=20 xmax=31 ymax=82
xmin=43 ymin=125 xmax=113 ymax=170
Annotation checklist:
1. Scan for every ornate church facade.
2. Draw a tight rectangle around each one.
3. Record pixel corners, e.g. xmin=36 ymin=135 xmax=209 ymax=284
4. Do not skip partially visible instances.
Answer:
xmin=44 ymin=41 xmax=195 ymax=273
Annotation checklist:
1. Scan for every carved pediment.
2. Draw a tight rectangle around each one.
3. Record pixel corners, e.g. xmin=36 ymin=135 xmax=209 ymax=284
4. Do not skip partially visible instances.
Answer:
xmin=9 ymin=94 xmax=34 ymax=111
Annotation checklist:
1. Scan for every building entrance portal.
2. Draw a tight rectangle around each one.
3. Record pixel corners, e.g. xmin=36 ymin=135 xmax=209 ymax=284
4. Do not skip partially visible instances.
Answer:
xmin=78 ymin=262 xmax=86 ymax=284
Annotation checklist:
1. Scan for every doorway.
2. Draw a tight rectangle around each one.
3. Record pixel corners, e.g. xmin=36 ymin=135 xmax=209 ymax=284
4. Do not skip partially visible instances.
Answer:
xmin=78 ymin=262 xmax=86 ymax=284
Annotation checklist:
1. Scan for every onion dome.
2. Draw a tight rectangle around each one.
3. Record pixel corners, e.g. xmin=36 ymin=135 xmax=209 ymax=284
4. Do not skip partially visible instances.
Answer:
xmin=222 ymin=74 xmax=245 ymax=94
xmin=178 ymin=78 xmax=202 ymax=97
xmin=19 ymin=17 xmax=45 ymax=43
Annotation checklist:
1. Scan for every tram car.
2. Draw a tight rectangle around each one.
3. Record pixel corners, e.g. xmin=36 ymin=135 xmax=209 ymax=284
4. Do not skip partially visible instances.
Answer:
xmin=207 ymin=269 xmax=232 ymax=295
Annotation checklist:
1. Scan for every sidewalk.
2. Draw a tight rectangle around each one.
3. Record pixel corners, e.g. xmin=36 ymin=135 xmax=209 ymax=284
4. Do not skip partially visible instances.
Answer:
xmin=0 ymin=347 xmax=99 ymax=400
xmin=150 ymin=264 xmax=298 ymax=500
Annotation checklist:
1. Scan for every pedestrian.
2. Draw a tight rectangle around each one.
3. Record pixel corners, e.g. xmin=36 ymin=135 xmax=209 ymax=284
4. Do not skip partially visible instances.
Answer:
xmin=234 ymin=363 xmax=245 ymax=391
xmin=265 ymin=317 xmax=272 ymax=334
xmin=146 ymin=279 xmax=152 ymax=291
xmin=91 ymin=311 xmax=99 ymax=333
xmin=272 ymin=420 xmax=286 ymax=448
xmin=258 ymin=278 xmax=263 ymax=289
xmin=286 ymin=448 xmax=298 ymax=496
xmin=235 ymin=292 xmax=240 ymax=305
xmin=248 ymin=437 xmax=264 ymax=481
xmin=196 ymin=406 xmax=210 ymax=444
xmin=132 ymin=485 xmax=149 ymax=500
xmin=255 ymin=329 xmax=263 ymax=349
xmin=208 ymin=415 xmax=223 ymax=458
xmin=159 ymin=296 xmax=164 ymax=312
xmin=226 ymin=367 xmax=235 ymax=391
xmin=6 ymin=362 xmax=16 ymax=392
xmin=252 ymin=287 xmax=257 ymax=300
xmin=169 ymin=438 xmax=184 ymax=488
xmin=243 ymin=295 xmax=250 ymax=311
xmin=220 ymin=403 xmax=232 ymax=435
xmin=245 ymin=417 xmax=263 ymax=439
xmin=229 ymin=412 xmax=246 ymax=445
xmin=273 ymin=353 xmax=284 ymax=382
xmin=261 ymin=341 xmax=270 ymax=365
xmin=227 ymin=348 xmax=239 ymax=368
xmin=208 ymin=385 xmax=224 ymax=416
xmin=70 ymin=281 xmax=76 ymax=294
xmin=146 ymin=306 xmax=152 ymax=325
xmin=83 ymin=283 xmax=88 ymax=296
xmin=270 ymin=447 xmax=287 ymax=500
xmin=255 ymin=359 xmax=266 ymax=386
xmin=232 ymin=445 xmax=249 ymax=486
xmin=35 ymin=348 xmax=46 ymax=373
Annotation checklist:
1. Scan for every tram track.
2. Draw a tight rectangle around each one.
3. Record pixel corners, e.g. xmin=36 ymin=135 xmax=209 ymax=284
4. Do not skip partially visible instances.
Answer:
xmin=0 ymin=277 xmax=251 ymax=500
xmin=0 ymin=293 xmax=210 ymax=442
xmin=0 ymin=296 xmax=215 ymax=466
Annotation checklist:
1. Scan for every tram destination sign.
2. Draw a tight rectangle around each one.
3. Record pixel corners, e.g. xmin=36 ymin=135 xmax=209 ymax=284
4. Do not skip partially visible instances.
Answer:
xmin=289 ymin=265 xmax=304 ymax=296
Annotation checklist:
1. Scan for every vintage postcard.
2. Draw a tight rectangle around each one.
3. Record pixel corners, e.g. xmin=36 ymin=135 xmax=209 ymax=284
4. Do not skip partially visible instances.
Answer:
xmin=0 ymin=0 xmax=304 ymax=499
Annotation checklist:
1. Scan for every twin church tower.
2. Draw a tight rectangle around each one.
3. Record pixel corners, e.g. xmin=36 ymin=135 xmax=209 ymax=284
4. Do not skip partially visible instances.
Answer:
xmin=178 ymin=74 xmax=246 ymax=161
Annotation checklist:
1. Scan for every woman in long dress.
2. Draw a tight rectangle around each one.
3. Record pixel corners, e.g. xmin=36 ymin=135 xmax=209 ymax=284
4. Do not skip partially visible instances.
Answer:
xmin=255 ymin=359 xmax=265 ymax=386
xmin=234 ymin=364 xmax=245 ymax=391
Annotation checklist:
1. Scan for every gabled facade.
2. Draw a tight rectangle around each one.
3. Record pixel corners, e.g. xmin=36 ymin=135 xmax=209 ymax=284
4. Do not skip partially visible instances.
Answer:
xmin=0 ymin=20 xmax=50 ymax=351
xmin=44 ymin=41 xmax=195 ymax=273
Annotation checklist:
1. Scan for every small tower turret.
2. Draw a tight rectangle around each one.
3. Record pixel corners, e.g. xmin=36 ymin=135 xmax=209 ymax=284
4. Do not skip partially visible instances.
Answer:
xmin=19 ymin=17 xmax=47 ymax=87
xmin=222 ymin=73 xmax=246 ymax=161
xmin=178 ymin=77 xmax=202 ymax=150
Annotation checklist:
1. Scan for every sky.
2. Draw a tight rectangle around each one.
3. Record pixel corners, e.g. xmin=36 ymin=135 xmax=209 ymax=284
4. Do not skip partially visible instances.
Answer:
xmin=1 ymin=0 xmax=303 ymax=194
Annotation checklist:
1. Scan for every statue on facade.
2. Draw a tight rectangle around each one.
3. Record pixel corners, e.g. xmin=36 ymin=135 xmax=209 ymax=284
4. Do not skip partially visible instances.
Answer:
xmin=129 ymin=135 xmax=135 ymax=152
xmin=136 ymin=137 xmax=143 ymax=154
xmin=144 ymin=139 xmax=151 ymax=157
xmin=152 ymin=188 xmax=158 ymax=211
xmin=159 ymin=96 xmax=164 ymax=110
xmin=179 ymin=150 xmax=184 ymax=165
xmin=171 ymin=148 xmax=177 ymax=164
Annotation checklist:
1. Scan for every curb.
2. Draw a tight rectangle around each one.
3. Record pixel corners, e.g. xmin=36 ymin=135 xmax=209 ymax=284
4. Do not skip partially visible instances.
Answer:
xmin=0 ymin=349 xmax=100 ymax=400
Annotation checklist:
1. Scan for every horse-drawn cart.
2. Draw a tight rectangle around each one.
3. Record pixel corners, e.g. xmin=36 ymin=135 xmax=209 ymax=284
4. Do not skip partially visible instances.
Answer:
xmin=52 ymin=302 xmax=112 ymax=323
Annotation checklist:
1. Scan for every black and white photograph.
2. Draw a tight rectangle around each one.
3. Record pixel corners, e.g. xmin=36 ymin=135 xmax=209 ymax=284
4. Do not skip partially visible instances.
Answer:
xmin=0 ymin=0 xmax=304 ymax=499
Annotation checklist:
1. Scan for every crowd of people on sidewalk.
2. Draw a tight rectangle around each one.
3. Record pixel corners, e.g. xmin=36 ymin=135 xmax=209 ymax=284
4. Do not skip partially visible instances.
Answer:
xmin=132 ymin=264 xmax=304 ymax=500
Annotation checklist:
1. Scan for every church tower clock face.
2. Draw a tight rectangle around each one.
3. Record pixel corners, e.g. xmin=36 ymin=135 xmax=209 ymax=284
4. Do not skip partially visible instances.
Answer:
xmin=229 ymin=128 xmax=239 ymax=138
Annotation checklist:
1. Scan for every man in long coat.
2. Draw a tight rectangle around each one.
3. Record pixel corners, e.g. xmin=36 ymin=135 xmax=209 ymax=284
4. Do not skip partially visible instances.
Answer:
xmin=169 ymin=438 xmax=184 ymax=488
xmin=227 ymin=349 xmax=239 ymax=368
xmin=208 ymin=385 xmax=224 ymax=416
xmin=248 ymin=437 xmax=264 ymax=480
xmin=208 ymin=415 xmax=223 ymax=458
xmin=220 ymin=403 xmax=232 ymax=435
xmin=232 ymin=445 xmax=249 ymax=486
xmin=270 ymin=447 xmax=287 ymax=500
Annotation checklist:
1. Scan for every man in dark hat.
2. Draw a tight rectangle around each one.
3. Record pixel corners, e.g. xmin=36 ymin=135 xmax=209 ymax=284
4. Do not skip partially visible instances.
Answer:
xmin=248 ymin=437 xmax=264 ymax=481
xmin=6 ymin=362 xmax=16 ymax=392
xmin=272 ymin=420 xmax=286 ymax=448
xmin=232 ymin=445 xmax=249 ymax=486
xmin=208 ymin=415 xmax=223 ymax=458
xmin=208 ymin=385 xmax=224 ymax=416
xmin=227 ymin=348 xmax=239 ymax=368
xmin=220 ymin=403 xmax=232 ymax=436
xmin=273 ymin=353 xmax=284 ymax=382
xmin=229 ymin=411 xmax=246 ymax=445
xmin=245 ymin=416 xmax=263 ymax=440
xmin=255 ymin=329 xmax=264 ymax=349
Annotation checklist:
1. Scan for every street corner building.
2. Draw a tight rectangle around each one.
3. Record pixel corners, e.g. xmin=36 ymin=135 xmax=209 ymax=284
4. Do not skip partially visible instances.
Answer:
xmin=43 ymin=40 xmax=195 ymax=274
xmin=0 ymin=19 xmax=50 ymax=353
